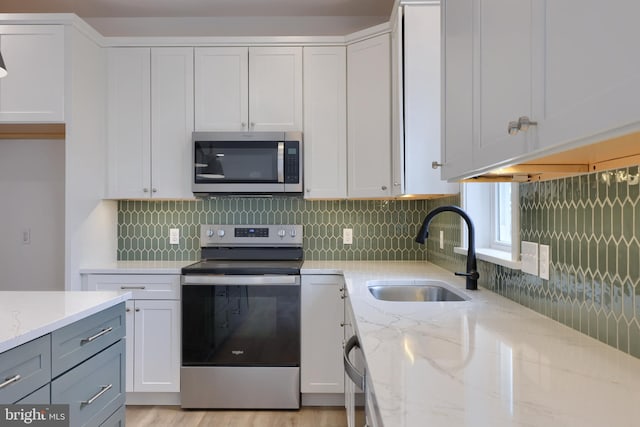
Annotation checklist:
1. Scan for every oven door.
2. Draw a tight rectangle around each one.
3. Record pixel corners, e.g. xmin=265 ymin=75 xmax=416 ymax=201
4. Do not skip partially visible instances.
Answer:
xmin=181 ymin=274 xmax=300 ymax=367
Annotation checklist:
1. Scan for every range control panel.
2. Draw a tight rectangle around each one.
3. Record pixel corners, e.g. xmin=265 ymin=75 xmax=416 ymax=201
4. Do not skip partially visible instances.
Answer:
xmin=200 ymin=224 xmax=303 ymax=247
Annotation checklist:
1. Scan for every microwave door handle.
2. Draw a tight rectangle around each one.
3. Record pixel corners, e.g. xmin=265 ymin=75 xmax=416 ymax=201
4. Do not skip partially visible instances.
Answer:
xmin=277 ymin=142 xmax=285 ymax=183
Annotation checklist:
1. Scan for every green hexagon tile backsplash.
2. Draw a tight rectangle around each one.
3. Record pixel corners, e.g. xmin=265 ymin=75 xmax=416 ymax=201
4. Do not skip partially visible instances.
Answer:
xmin=118 ymin=198 xmax=429 ymax=261
xmin=424 ymin=166 xmax=640 ymax=359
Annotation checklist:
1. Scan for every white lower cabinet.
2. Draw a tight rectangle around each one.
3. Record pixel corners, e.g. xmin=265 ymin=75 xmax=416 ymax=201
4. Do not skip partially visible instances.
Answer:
xmin=86 ymin=274 xmax=180 ymax=395
xmin=301 ymin=275 xmax=345 ymax=397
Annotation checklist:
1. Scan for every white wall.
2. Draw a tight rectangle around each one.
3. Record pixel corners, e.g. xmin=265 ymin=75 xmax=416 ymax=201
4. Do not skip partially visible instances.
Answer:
xmin=0 ymin=139 xmax=65 ymax=291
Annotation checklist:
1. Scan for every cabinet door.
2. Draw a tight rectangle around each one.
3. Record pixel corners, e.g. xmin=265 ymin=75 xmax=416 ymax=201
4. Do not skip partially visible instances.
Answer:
xmin=390 ymin=9 xmax=404 ymax=196
xmin=537 ymin=1 xmax=640 ymax=152
xmin=472 ymin=0 xmax=534 ymax=172
xmin=151 ymin=47 xmax=194 ymax=198
xmin=441 ymin=0 xmax=474 ymax=180
xmin=402 ymin=4 xmax=459 ymax=195
xmin=194 ymin=47 xmax=249 ymax=131
xmin=107 ymin=48 xmax=151 ymax=198
xmin=347 ymin=34 xmax=392 ymax=198
xmin=249 ymin=47 xmax=303 ymax=131
xmin=133 ymin=300 xmax=180 ymax=392
xmin=303 ymin=47 xmax=347 ymax=199
xmin=301 ymin=275 xmax=345 ymax=394
xmin=124 ymin=300 xmax=135 ymax=393
xmin=0 ymin=25 xmax=64 ymax=122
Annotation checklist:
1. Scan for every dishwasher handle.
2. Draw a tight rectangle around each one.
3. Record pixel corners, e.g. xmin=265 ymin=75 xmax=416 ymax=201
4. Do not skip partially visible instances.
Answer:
xmin=344 ymin=335 xmax=365 ymax=391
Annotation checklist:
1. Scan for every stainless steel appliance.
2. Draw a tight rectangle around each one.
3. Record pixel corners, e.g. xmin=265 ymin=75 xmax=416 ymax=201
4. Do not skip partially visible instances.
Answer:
xmin=180 ymin=224 xmax=303 ymax=409
xmin=192 ymin=131 xmax=303 ymax=195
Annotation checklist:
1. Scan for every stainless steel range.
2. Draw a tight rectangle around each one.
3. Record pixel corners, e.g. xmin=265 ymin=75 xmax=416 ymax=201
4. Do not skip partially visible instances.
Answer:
xmin=180 ymin=224 xmax=303 ymax=409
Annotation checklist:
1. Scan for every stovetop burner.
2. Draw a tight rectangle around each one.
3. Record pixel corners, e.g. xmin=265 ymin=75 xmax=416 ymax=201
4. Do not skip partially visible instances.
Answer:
xmin=182 ymin=224 xmax=304 ymax=276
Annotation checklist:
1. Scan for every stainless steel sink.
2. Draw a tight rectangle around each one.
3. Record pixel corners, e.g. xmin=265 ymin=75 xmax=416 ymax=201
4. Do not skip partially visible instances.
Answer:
xmin=367 ymin=280 xmax=469 ymax=302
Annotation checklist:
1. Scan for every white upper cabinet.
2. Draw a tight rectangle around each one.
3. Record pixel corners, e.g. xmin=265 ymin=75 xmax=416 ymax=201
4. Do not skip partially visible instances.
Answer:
xmin=150 ymin=47 xmax=194 ymax=199
xmin=535 ymin=1 xmax=640 ymax=153
xmin=392 ymin=4 xmax=459 ymax=196
xmin=303 ymin=46 xmax=347 ymax=199
xmin=249 ymin=47 xmax=303 ymax=132
xmin=471 ymin=0 xmax=537 ymax=172
xmin=347 ymin=33 xmax=392 ymax=198
xmin=441 ymin=0 xmax=474 ymax=180
xmin=195 ymin=46 xmax=302 ymax=132
xmin=443 ymin=0 xmax=640 ymax=180
xmin=107 ymin=47 xmax=194 ymax=199
xmin=0 ymin=25 xmax=64 ymax=123
xmin=194 ymin=47 xmax=248 ymax=131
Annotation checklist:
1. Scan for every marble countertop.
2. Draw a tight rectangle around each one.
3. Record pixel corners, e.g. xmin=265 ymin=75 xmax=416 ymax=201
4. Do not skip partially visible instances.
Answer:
xmin=0 ymin=291 xmax=130 ymax=353
xmin=79 ymin=260 xmax=196 ymax=275
xmin=302 ymin=261 xmax=640 ymax=427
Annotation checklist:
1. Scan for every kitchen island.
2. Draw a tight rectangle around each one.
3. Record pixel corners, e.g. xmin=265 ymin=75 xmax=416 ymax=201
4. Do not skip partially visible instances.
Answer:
xmin=0 ymin=291 xmax=130 ymax=425
xmin=302 ymin=261 xmax=640 ymax=427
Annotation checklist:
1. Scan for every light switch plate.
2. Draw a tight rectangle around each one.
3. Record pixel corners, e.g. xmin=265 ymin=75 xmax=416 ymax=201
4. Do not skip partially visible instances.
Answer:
xmin=539 ymin=244 xmax=550 ymax=280
xmin=439 ymin=230 xmax=444 ymax=249
xmin=343 ymin=228 xmax=353 ymax=245
xmin=521 ymin=241 xmax=539 ymax=276
xmin=169 ymin=228 xmax=180 ymax=245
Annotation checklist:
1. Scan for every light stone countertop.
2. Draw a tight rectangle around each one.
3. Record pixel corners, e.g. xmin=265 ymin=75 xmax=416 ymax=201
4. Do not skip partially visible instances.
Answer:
xmin=301 ymin=260 xmax=640 ymax=427
xmin=0 ymin=291 xmax=130 ymax=353
xmin=79 ymin=260 xmax=196 ymax=275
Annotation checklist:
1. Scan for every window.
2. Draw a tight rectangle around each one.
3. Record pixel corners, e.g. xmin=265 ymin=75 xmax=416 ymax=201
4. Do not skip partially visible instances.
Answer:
xmin=459 ymin=182 xmax=520 ymax=269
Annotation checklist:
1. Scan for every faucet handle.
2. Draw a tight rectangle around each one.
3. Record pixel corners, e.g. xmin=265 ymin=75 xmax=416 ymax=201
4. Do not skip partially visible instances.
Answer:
xmin=455 ymin=271 xmax=479 ymax=280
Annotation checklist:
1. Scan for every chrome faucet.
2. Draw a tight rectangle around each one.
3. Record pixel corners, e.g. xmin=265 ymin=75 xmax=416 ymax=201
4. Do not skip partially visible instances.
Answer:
xmin=415 ymin=205 xmax=479 ymax=290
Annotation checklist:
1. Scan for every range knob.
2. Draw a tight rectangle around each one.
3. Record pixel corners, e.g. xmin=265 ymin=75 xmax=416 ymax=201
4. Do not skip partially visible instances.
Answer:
xmin=217 ymin=229 xmax=226 ymax=238
xmin=290 ymin=229 xmax=297 ymax=237
xmin=206 ymin=229 xmax=214 ymax=237
xmin=278 ymin=229 xmax=286 ymax=238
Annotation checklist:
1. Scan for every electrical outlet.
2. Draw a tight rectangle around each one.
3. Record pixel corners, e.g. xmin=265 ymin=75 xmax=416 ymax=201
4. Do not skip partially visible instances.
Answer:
xmin=539 ymin=244 xmax=550 ymax=280
xmin=521 ymin=241 xmax=539 ymax=276
xmin=169 ymin=228 xmax=180 ymax=245
xmin=343 ymin=228 xmax=353 ymax=245
xmin=439 ymin=230 xmax=444 ymax=249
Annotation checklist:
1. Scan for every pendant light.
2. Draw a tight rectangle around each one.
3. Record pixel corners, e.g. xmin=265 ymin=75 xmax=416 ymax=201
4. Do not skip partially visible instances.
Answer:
xmin=0 ymin=51 xmax=7 ymax=78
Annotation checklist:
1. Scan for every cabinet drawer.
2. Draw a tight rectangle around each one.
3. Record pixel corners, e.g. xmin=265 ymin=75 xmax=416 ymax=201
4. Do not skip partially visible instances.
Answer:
xmin=0 ymin=335 xmax=51 ymax=404
xmin=51 ymin=303 xmax=125 ymax=378
xmin=100 ymin=405 xmax=125 ymax=427
xmin=52 ymin=340 xmax=125 ymax=427
xmin=87 ymin=275 xmax=180 ymax=299
xmin=15 ymin=384 xmax=50 ymax=404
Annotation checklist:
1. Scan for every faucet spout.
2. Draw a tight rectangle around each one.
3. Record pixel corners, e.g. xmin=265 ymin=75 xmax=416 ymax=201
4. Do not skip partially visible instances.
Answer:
xmin=415 ymin=205 xmax=479 ymax=290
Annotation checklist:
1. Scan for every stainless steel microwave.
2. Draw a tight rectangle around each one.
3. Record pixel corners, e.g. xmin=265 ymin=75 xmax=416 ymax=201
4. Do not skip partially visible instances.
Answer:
xmin=192 ymin=131 xmax=303 ymax=195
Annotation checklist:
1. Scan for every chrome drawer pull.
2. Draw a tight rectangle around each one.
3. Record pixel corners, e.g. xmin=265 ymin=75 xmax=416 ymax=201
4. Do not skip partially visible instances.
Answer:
xmin=82 ymin=384 xmax=112 ymax=406
xmin=120 ymin=286 xmax=146 ymax=290
xmin=81 ymin=327 xmax=113 ymax=344
xmin=0 ymin=374 xmax=21 ymax=389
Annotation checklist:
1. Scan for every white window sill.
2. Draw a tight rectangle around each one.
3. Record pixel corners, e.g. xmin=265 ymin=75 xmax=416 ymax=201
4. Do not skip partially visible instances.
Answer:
xmin=454 ymin=247 xmax=521 ymax=270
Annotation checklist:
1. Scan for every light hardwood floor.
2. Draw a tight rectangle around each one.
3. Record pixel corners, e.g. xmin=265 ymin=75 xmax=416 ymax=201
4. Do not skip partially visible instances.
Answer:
xmin=126 ymin=406 xmax=348 ymax=427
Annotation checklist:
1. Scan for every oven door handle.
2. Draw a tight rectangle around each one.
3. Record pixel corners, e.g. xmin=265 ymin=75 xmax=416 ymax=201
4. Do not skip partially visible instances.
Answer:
xmin=182 ymin=275 xmax=300 ymax=286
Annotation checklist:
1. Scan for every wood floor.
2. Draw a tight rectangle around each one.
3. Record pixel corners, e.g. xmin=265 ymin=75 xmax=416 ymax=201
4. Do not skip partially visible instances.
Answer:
xmin=126 ymin=406 xmax=348 ymax=427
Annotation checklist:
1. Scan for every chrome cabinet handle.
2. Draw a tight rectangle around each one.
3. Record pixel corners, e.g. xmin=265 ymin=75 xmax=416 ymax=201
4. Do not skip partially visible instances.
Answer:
xmin=120 ymin=286 xmax=146 ymax=290
xmin=143 ymin=188 xmax=149 ymax=193
xmin=241 ymin=122 xmax=247 ymax=129
xmin=517 ymin=116 xmax=537 ymax=131
xmin=152 ymin=188 xmax=158 ymax=193
xmin=381 ymin=185 xmax=388 ymax=191
xmin=508 ymin=116 xmax=538 ymax=135
xmin=81 ymin=327 xmax=113 ymax=344
xmin=0 ymin=374 xmax=21 ymax=389
xmin=82 ymin=384 xmax=113 ymax=406
xmin=432 ymin=161 xmax=443 ymax=169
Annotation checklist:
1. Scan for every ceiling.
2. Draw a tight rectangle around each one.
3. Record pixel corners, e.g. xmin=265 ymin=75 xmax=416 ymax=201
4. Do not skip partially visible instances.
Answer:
xmin=0 ymin=0 xmax=394 ymax=18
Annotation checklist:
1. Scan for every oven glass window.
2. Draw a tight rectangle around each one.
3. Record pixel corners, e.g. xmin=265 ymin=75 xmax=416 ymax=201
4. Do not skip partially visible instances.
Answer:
xmin=182 ymin=284 xmax=300 ymax=366
xmin=194 ymin=141 xmax=279 ymax=183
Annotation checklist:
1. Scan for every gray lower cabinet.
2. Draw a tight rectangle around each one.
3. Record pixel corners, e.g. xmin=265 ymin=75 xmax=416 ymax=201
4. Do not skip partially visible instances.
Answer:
xmin=0 ymin=335 xmax=51 ymax=404
xmin=0 ymin=302 xmax=126 ymax=427
xmin=52 ymin=340 xmax=125 ymax=427
xmin=14 ymin=384 xmax=51 ymax=405
xmin=100 ymin=405 xmax=126 ymax=427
